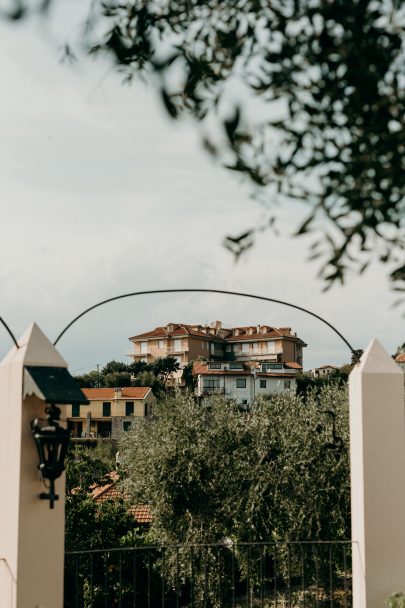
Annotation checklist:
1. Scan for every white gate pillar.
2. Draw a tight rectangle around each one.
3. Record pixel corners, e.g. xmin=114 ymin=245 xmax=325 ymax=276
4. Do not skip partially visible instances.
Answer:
xmin=0 ymin=323 xmax=80 ymax=608
xmin=349 ymin=339 xmax=405 ymax=608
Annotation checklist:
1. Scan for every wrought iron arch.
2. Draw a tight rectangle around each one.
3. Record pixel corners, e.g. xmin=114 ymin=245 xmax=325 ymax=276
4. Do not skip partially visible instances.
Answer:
xmin=53 ymin=288 xmax=356 ymax=357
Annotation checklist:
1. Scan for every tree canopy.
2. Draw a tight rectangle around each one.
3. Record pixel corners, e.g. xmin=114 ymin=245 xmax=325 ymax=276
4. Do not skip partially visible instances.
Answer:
xmin=5 ymin=0 xmax=405 ymax=293
xmin=120 ymin=386 xmax=350 ymax=545
xmin=64 ymin=443 xmax=139 ymax=551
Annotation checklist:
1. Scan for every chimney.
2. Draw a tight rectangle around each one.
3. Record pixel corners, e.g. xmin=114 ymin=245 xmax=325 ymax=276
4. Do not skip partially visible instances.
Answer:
xmin=114 ymin=387 xmax=122 ymax=399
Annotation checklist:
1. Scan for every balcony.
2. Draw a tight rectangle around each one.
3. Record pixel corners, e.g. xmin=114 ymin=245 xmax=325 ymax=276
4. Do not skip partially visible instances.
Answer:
xmin=166 ymin=346 xmax=189 ymax=354
xmin=236 ymin=353 xmax=283 ymax=362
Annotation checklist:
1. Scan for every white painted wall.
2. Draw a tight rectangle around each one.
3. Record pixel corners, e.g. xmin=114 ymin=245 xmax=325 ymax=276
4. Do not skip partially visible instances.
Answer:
xmin=198 ymin=373 xmax=296 ymax=404
xmin=0 ymin=323 xmax=67 ymax=608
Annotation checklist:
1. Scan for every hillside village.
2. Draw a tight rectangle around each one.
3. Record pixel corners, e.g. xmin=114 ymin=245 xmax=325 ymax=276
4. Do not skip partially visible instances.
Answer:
xmin=69 ymin=320 xmax=335 ymax=439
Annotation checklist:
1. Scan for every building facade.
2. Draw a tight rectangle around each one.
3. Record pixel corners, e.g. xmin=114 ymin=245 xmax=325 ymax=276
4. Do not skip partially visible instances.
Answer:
xmin=66 ymin=387 xmax=155 ymax=439
xmin=311 ymin=364 xmax=338 ymax=378
xmin=129 ymin=321 xmax=306 ymax=368
xmin=194 ymin=360 xmax=297 ymax=405
xmin=129 ymin=321 xmax=306 ymax=404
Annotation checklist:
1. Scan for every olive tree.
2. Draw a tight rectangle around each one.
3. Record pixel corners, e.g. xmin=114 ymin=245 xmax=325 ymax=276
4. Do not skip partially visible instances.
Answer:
xmin=119 ymin=387 xmax=349 ymax=603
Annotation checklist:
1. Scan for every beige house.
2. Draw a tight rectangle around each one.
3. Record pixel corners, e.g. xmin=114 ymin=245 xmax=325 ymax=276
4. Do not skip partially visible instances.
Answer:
xmin=311 ymin=364 xmax=338 ymax=378
xmin=129 ymin=321 xmax=306 ymax=377
xmin=66 ymin=387 xmax=155 ymax=439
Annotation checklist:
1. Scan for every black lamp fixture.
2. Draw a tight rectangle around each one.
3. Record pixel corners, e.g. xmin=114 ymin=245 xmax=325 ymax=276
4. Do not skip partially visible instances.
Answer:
xmin=31 ymin=404 xmax=70 ymax=509
xmin=25 ymin=365 xmax=89 ymax=509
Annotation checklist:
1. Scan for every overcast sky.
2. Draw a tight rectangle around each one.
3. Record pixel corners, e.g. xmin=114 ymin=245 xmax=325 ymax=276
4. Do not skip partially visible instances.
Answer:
xmin=0 ymin=9 xmax=402 ymax=373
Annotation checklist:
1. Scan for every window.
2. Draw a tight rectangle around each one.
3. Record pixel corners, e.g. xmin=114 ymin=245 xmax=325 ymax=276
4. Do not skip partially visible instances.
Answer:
xmin=123 ymin=421 xmax=131 ymax=432
xmin=267 ymin=341 xmax=276 ymax=354
xmin=262 ymin=363 xmax=282 ymax=372
xmin=260 ymin=380 xmax=267 ymax=389
xmin=253 ymin=342 xmax=259 ymax=352
xmin=72 ymin=404 xmax=80 ymax=417
xmin=158 ymin=339 xmax=164 ymax=349
xmin=102 ymin=402 xmax=111 ymax=417
xmin=140 ymin=341 xmax=147 ymax=354
xmin=242 ymin=399 xmax=248 ymax=405
xmin=236 ymin=379 xmax=246 ymax=388
xmin=209 ymin=363 xmax=221 ymax=369
xmin=125 ymin=401 xmax=134 ymax=416
xmin=241 ymin=343 xmax=249 ymax=353
xmin=230 ymin=363 xmax=243 ymax=370
xmin=203 ymin=379 xmax=220 ymax=389
xmin=284 ymin=380 xmax=291 ymax=390
xmin=173 ymin=338 xmax=182 ymax=351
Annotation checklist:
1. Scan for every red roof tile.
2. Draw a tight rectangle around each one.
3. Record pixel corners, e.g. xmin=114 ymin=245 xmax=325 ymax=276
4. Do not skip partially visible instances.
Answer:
xmin=92 ymin=474 xmax=153 ymax=524
xmin=396 ymin=353 xmax=405 ymax=363
xmin=82 ymin=387 xmax=151 ymax=400
xmin=129 ymin=504 xmax=153 ymax=523
xmin=129 ymin=324 xmax=213 ymax=340
xmin=129 ymin=322 xmax=306 ymax=345
xmin=284 ymin=361 xmax=302 ymax=369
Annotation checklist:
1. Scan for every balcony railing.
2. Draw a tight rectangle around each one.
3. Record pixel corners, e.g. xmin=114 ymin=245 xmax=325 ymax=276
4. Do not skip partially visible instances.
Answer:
xmin=65 ymin=541 xmax=352 ymax=608
xmin=202 ymin=387 xmax=225 ymax=395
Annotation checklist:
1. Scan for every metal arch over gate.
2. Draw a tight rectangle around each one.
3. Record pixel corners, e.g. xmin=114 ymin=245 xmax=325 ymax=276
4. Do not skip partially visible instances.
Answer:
xmin=0 ymin=288 xmax=358 ymax=357
xmin=53 ymin=288 xmax=357 ymax=357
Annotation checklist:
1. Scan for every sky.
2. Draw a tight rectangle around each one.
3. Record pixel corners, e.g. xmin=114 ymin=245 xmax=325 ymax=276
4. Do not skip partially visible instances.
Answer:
xmin=0 ymin=7 xmax=403 ymax=373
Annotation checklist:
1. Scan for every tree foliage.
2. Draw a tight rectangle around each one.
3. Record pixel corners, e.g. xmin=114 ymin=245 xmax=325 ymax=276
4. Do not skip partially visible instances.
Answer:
xmin=74 ymin=357 xmax=180 ymax=394
xmin=65 ymin=444 xmax=140 ymax=551
xmin=104 ymin=371 xmax=133 ymax=387
xmin=74 ymin=370 xmax=104 ymax=388
xmin=132 ymin=369 xmax=165 ymax=396
xmin=65 ymin=443 xmax=115 ymax=496
xmin=295 ymin=366 xmax=351 ymax=399
xmin=120 ymin=387 xmax=350 ymax=545
xmin=89 ymin=0 xmax=405 ymax=292
xmin=182 ymin=361 xmax=197 ymax=392
xmin=152 ymin=356 xmax=181 ymax=386
xmin=6 ymin=0 xmax=405 ymax=292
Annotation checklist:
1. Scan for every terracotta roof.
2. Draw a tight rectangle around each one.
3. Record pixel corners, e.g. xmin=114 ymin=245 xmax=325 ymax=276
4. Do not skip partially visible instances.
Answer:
xmin=129 ymin=324 xmax=214 ymax=340
xmin=225 ymin=331 xmax=298 ymax=341
xmin=130 ymin=504 xmax=153 ymax=523
xmin=92 ymin=474 xmax=152 ymax=524
xmin=82 ymin=387 xmax=151 ymax=400
xmin=396 ymin=353 xmax=405 ymax=363
xmin=284 ymin=361 xmax=303 ymax=370
xmin=129 ymin=322 xmax=306 ymax=345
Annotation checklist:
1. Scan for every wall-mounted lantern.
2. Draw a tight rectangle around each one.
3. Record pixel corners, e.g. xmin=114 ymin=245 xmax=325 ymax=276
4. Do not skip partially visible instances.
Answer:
xmin=25 ymin=365 xmax=89 ymax=509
